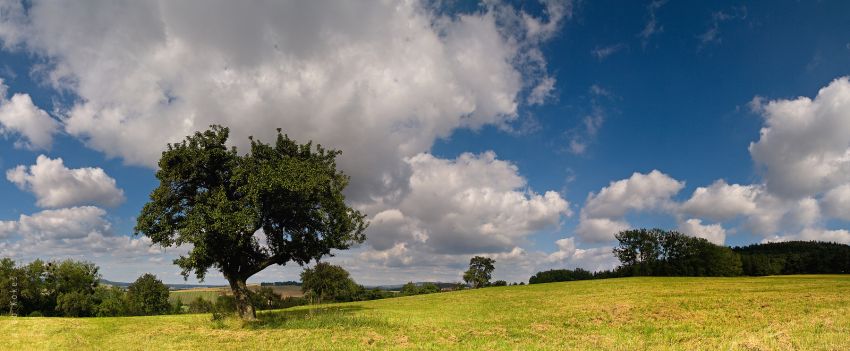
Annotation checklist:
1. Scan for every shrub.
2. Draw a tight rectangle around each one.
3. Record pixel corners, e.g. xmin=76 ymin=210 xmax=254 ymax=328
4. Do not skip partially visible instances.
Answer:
xmin=56 ymin=291 xmax=95 ymax=317
xmin=419 ymin=283 xmax=440 ymax=294
xmin=214 ymin=295 xmax=236 ymax=314
xmin=188 ymin=297 xmax=214 ymax=314
xmin=400 ymin=282 xmax=419 ymax=296
xmin=172 ymin=298 xmax=185 ymax=314
xmin=301 ymin=263 xmax=358 ymax=303
xmin=93 ymin=286 xmax=127 ymax=317
xmin=126 ymin=273 xmax=171 ymax=316
xmin=278 ymin=296 xmax=308 ymax=308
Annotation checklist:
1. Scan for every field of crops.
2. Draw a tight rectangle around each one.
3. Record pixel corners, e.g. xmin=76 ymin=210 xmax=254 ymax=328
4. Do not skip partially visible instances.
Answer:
xmin=168 ymin=289 xmax=224 ymax=304
xmin=3 ymin=275 xmax=849 ymax=350
xmin=169 ymin=285 xmax=303 ymax=304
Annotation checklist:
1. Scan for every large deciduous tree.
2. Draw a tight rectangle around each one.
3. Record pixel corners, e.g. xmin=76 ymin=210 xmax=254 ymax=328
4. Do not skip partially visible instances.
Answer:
xmin=463 ymin=256 xmax=495 ymax=288
xmin=135 ymin=125 xmax=367 ymax=320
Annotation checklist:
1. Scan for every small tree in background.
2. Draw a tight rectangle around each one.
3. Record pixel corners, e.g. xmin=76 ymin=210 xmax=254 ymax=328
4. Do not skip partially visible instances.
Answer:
xmin=48 ymin=260 xmax=100 ymax=317
xmin=300 ymin=262 xmax=356 ymax=303
xmin=418 ymin=283 xmax=440 ymax=294
xmin=92 ymin=286 xmax=128 ymax=317
xmin=463 ymin=256 xmax=495 ymax=288
xmin=135 ymin=125 xmax=368 ymax=320
xmin=188 ymin=297 xmax=214 ymax=314
xmin=0 ymin=258 xmax=19 ymax=315
xmin=400 ymin=282 xmax=419 ymax=296
xmin=55 ymin=291 xmax=94 ymax=317
xmin=126 ymin=273 xmax=171 ymax=316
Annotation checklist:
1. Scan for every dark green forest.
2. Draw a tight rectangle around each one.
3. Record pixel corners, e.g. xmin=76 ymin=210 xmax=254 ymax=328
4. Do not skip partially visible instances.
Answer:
xmin=529 ymin=229 xmax=850 ymax=284
xmin=734 ymin=241 xmax=850 ymax=276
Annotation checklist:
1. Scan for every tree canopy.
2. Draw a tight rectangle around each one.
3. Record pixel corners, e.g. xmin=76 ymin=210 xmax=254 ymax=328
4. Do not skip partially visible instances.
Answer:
xmin=300 ymin=262 xmax=357 ymax=303
xmin=126 ymin=273 xmax=171 ymax=316
xmin=0 ymin=259 xmax=105 ymax=317
xmin=613 ymin=229 xmax=742 ymax=277
xmin=463 ymin=256 xmax=496 ymax=288
xmin=528 ymin=268 xmax=595 ymax=284
xmin=734 ymin=241 xmax=850 ymax=275
xmin=135 ymin=125 xmax=368 ymax=320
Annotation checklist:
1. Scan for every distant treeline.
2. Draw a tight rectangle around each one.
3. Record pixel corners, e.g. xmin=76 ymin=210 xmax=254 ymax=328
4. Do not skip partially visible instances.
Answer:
xmin=529 ymin=268 xmax=619 ymax=284
xmin=734 ymin=241 xmax=850 ymax=275
xmin=0 ymin=258 xmax=307 ymax=317
xmin=529 ymin=229 xmax=850 ymax=284
xmin=259 ymin=281 xmax=301 ymax=287
xmin=0 ymin=258 xmax=172 ymax=317
xmin=612 ymin=229 xmax=743 ymax=277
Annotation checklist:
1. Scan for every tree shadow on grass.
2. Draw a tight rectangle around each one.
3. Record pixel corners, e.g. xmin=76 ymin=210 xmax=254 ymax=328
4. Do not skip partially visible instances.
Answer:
xmin=246 ymin=305 xmax=391 ymax=330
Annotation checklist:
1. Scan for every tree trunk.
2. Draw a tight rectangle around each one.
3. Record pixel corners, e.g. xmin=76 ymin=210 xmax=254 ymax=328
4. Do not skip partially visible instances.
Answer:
xmin=227 ymin=276 xmax=257 ymax=321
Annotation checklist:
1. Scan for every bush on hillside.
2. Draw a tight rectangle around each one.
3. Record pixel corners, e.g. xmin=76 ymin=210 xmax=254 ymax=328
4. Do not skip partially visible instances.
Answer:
xmin=93 ymin=286 xmax=128 ymax=317
xmin=188 ymin=297 xmax=215 ymax=314
xmin=126 ymin=274 xmax=171 ymax=316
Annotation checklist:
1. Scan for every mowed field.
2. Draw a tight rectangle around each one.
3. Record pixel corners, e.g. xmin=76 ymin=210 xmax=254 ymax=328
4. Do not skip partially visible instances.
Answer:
xmin=168 ymin=285 xmax=303 ymax=304
xmin=2 ymin=275 xmax=849 ymax=350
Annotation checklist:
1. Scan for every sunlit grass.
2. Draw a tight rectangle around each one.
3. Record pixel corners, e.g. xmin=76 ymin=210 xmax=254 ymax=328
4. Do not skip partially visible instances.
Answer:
xmin=2 ymin=275 xmax=849 ymax=350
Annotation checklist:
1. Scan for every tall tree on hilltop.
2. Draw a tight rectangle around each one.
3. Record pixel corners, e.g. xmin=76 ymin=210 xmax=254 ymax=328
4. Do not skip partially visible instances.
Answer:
xmin=463 ymin=256 xmax=496 ymax=288
xmin=135 ymin=125 xmax=368 ymax=320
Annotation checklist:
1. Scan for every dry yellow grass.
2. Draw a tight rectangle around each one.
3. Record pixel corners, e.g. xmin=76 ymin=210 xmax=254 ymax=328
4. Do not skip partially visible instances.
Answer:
xmin=2 ymin=275 xmax=849 ymax=350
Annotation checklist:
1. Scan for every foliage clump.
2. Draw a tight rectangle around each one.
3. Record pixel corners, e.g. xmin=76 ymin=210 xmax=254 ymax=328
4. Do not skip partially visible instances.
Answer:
xmin=463 ymin=256 xmax=496 ymax=288
xmin=613 ymin=228 xmax=742 ymax=276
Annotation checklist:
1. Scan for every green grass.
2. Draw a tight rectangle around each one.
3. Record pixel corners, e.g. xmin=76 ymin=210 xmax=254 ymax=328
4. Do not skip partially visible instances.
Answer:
xmin=3 ymin=275 xmax=850 ymax=350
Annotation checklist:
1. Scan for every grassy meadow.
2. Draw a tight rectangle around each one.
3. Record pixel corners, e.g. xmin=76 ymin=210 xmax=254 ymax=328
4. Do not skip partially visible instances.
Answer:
xmin=2 ymin=275 xmax=849 ymax=350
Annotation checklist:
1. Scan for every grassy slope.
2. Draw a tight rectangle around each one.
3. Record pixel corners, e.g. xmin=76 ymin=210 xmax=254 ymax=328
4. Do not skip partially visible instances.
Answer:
xmin=2 ymin=275 xmax=849 ymax=350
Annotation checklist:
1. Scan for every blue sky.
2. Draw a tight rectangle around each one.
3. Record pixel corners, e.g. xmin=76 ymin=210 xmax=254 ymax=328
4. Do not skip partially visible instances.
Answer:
xmin=0 ymin=0 xmax=849 ymax=285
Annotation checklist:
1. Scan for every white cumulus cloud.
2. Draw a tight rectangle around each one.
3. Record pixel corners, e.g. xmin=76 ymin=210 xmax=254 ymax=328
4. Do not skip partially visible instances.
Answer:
xmin=677 ymin=218 xmax=726 ymax=245
xmin=0 ymin=0 xmax=578 ymax=284
xmin=749 ymin=77 xmax=850 ymax=199
xmin=584 ymin=170 xmax=684 ymax=218
xmin=546 ymin=237 xmax=618 ymax=271
xmin=0 ymin=0 xmax=564 ymax=205
xmin=362 ymin=151 xmax=570 ymax=257
xmin=6 ymin=155 xmax=125 ymax=208
xmin=681 ymin=180 xmax=759 ymax=221
xmin=680 ymin=179 xmax=823 ymax=237
xmin=574 ymin=170 xmax=683 ymax=242
xmin=822 ymin=184 xmax=850 ymax=221
xmin=574 ymin=215 xmax=631 ymax=243
xmin=0 ymin=79 xmax=59 ymax=150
